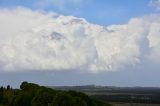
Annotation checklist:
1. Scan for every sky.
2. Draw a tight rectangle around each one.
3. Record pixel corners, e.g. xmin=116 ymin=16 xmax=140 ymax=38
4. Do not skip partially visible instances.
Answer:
xmin=0 ymin=0 xmax=160 ymax=88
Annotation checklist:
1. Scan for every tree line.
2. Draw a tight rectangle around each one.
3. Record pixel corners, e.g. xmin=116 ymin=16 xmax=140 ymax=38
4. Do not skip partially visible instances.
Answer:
xmin=0 ymin=82 xmax=112 ymax=106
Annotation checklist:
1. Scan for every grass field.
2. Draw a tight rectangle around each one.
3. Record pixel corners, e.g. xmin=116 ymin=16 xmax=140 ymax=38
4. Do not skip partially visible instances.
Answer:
xmin=111 ymin=102 xmax=160 ymax=106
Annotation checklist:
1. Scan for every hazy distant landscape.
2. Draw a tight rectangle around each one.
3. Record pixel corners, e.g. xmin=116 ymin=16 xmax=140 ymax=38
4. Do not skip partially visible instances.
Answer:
xmin=50 ymin=85 xmax=160 ymax=106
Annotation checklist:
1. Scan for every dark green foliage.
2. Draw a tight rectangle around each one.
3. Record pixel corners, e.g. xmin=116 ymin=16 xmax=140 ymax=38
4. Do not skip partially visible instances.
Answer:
xmin=72 ymin=97 xmax=87 ymax=106
xmin=68 ymin=90 xmax=94 ymax=106
xmin=7 ymin=85 xmax=11 ymax=90
xmin=20 ymin=81 xmax=39 ymax=91
xmin=13 ymin=92 xmax=32 ymax=106
xmin=0 ymin=82 xmax=111 ymax=106
xmin=0 ymin=87 xmax=4 ymax=104
xmin=32 ymin=88 xmax=54 ymax=106
xmin=52 ymin=92 xmax=74 ymax=106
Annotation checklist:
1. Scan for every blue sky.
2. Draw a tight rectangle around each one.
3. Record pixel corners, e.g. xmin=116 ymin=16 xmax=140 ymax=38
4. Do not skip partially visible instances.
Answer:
xmin=0 ymin=0 xmax=155 ymax=25
xmin=0 ymin=0 xmax=160 ymax=88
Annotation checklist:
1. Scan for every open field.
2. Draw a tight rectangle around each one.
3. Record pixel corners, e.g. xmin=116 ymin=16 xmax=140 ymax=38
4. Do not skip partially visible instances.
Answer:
xmin=111 ymin=103 xmax=160 ymax=106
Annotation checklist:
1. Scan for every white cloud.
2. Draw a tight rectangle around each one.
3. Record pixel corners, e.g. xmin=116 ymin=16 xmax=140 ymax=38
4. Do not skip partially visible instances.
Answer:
xmin=147 ymin=16 xmax=160 ymax=61
xmin=150 ymin=0 xmax=160 ymax=10
xmin=0 ymin=7 xmax=160 ymax=73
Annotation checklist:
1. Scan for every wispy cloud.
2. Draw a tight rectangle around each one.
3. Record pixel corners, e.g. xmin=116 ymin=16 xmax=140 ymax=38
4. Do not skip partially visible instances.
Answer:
xmin=150 ymin=0 xmax=160 ymax=10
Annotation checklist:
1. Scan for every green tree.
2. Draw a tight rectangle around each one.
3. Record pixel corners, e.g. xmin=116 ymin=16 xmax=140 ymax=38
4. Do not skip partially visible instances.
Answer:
xmin=20 ymin=81 xmax=39 ymax=91
xmin=7 ymin=85 xmax=11 ymax=90
xmin=68 ymin=90 xmax=93 ymax=106
xmin=1 ymin=82 xmax=112 ymax=106
xmin=72 ymin=97 xmax=87 ymax=106
xmin=52 ymin=92 xmax=74 ymax=106
xmin=32 ymin=89 xmax=53 ymax=106
xmin=13 ymin=92 xmax=32 ymax=106
xmin=0 ymin=86 xmax=4 ymax=104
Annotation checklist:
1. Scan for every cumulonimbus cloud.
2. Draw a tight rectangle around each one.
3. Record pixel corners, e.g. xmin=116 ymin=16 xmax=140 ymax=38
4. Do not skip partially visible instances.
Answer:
xmin=0 ymin=7 xmax=160 ymax=73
